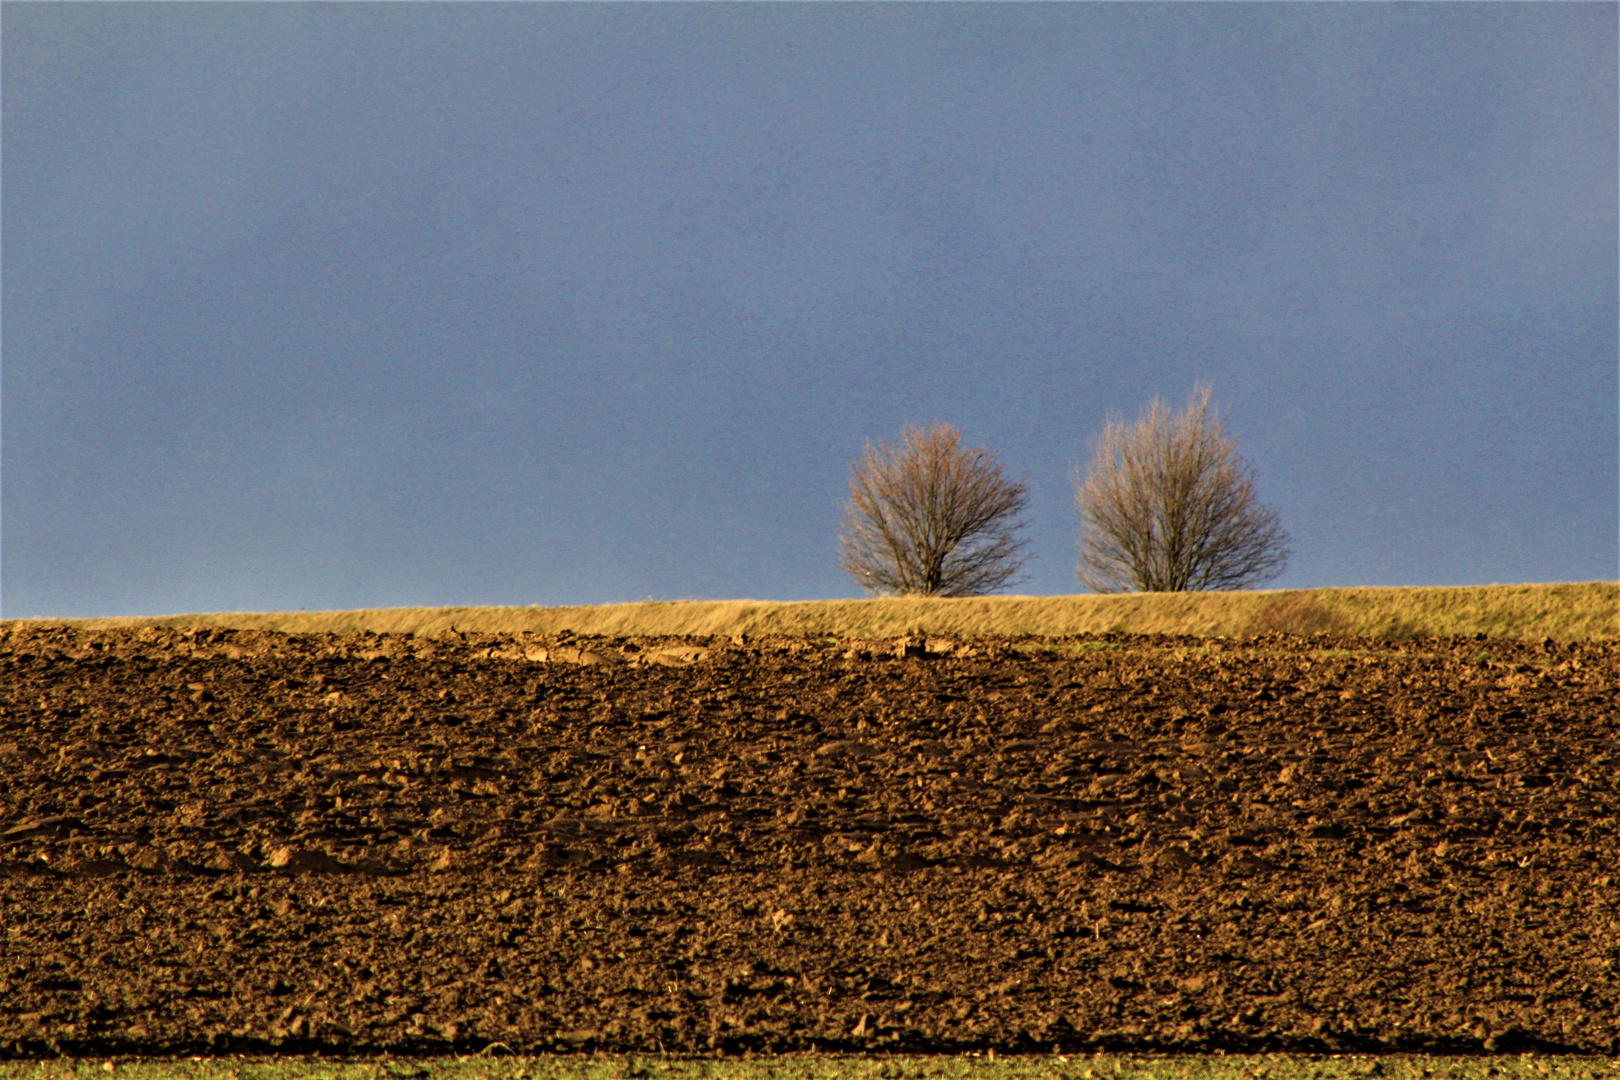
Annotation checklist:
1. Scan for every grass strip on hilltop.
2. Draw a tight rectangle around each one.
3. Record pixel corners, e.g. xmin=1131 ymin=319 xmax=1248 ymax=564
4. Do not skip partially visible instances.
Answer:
xmin=1 ymin=1059 xmax=1617 ymax=1080
xmin=11 ymin=582 xmax=1616 ymax=642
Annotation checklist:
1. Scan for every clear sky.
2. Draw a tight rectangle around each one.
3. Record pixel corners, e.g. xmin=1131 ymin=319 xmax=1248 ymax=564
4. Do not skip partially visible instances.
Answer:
xmin=3 ymin=2 xmax=1615 ymax=619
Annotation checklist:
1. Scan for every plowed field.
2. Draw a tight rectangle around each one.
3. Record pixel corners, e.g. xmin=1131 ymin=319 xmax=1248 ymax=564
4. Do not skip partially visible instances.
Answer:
xmin=2 ymin=625 xmax=1616 ymax=1060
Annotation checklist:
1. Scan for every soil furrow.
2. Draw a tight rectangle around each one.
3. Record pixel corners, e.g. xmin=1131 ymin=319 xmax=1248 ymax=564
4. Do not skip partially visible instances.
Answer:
xmin=0 ymin=625 xmax=1615 ymax=1058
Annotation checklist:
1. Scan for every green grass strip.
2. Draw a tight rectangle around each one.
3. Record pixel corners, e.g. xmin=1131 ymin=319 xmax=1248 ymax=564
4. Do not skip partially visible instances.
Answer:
xmin=2 ymin=1056 xmax=1616 ymax=1080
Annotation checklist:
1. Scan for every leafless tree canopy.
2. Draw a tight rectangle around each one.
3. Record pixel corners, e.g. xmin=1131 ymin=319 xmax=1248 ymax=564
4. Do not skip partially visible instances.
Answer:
xmin=840 ymin=423 xmax=1031 ymax=597
xmin=1074 ymin=385 xmax=1289 ymax=593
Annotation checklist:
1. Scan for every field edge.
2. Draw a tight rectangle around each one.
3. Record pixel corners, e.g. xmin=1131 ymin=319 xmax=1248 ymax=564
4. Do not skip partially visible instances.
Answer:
xmin=6 ymin=581 xmax=1616 ymax=642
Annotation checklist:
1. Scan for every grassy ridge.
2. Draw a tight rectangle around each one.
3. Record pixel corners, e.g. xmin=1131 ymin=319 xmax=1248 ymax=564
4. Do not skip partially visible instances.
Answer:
xmin=9 ymin=582 xmax=1615 ymax=642
xmin=1 ymin=1059 xmax=1616 ymax=1080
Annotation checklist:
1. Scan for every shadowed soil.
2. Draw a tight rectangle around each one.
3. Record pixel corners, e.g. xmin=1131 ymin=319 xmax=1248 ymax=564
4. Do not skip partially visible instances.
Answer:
xmin=1 ymin=625 xmax=1616 ymax=1060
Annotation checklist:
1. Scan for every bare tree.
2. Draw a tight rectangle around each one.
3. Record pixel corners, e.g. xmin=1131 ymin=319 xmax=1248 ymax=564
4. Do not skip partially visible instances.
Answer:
xmin=839 ymin=423 xmax=1031 ymax=597
xmin=1074 ymin=384 xmax=1289 ymax=593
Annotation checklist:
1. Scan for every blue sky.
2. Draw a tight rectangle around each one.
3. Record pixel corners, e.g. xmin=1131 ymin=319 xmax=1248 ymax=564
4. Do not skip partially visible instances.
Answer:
xmin=4 ymin=2 xmax=1615 ymax=618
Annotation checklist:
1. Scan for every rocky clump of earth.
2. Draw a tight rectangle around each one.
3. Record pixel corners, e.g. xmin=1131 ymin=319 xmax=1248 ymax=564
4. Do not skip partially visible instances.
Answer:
xmin=0 ymin=624 xmax=1615 ymax=1058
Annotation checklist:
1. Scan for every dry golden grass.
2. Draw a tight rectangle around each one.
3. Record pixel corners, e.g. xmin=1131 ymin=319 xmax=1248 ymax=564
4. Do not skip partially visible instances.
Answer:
xmin=9 ymin=581 xmax=1614 ymax=642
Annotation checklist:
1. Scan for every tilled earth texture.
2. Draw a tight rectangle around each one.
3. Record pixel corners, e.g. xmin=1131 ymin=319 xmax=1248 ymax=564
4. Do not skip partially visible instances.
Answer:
xmin=2 ymin=626 xmax=1617 ymax=1061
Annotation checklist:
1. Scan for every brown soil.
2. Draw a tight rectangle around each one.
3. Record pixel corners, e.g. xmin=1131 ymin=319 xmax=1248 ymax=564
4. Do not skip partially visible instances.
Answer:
xmin=2 ymin=625 xmax=1616 ymax=1060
